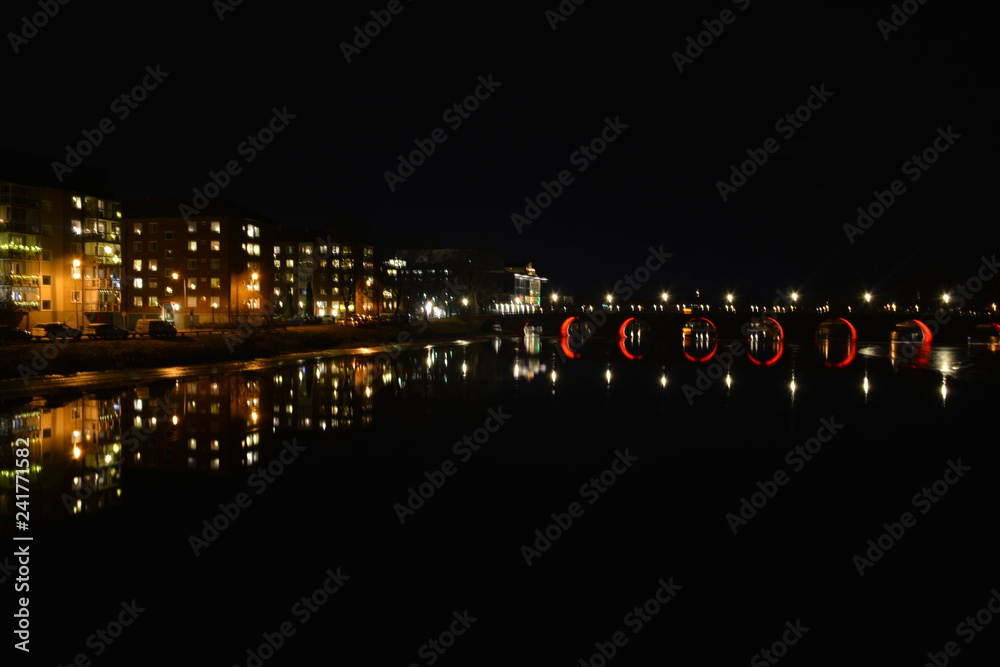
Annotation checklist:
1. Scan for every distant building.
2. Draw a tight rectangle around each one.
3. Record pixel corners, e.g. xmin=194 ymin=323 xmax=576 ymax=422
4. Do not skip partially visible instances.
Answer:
xmin=392 ymin=248 xmax=504 ymax=316
xmin=1 ymin=148 xmax=123 ymax=328
xmin=122 ymin=199 xmax=275 ymax=327
xmin=273 ymin=228 xmax=375 ymax=319
xmin=497 ymin=262 xmax=548 ymax=313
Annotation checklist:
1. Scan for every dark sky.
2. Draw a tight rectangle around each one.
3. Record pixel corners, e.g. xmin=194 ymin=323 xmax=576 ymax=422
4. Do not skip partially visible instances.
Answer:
xmin=3 ymin=0 xmax=996 ymax=305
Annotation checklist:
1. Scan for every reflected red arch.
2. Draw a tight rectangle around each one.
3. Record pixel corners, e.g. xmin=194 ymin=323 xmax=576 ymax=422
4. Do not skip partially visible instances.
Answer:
xmin=560 ymin=336 xmax=580 ymax=359
xmin=683 ymin=339 xmax=718 ymax=363
xmin=766 ymin=317 xmax=785 ymax=341
xmin=821 ymin=341 xmax=857 ymax=368
xmin=560 ymin=317 xmax=578 ymax=337
xmin=748 ymin=340 xmax=785 ymax=366
xmin=619 ymin=336 xmax=641 ymax=360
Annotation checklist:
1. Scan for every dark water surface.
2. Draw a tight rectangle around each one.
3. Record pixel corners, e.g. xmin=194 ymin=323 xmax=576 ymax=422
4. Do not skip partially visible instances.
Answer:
xmin=3 ymin=335 xmax=999 ymax=665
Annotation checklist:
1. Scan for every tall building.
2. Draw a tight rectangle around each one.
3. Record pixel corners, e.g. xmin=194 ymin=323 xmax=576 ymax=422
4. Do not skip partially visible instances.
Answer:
xmin=122 ymin=199 xmax=275 ymax=327
xmin=1 ymin=149 xmax=123 ymax=328
xmin=273 ymin=228 xmax=375 ymax=320
xmin=392 ymin=248 xmax=504 ymax=317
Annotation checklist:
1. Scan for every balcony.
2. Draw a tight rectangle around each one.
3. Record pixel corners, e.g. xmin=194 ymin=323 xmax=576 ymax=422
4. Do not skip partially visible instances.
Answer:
xmin=0 ymin=273 xmax=40 ymax=286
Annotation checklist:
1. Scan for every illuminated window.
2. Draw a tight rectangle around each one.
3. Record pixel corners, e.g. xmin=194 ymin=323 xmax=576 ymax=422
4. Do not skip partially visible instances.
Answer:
xmin=133 ymin=296 xmax=142 ymax=307
xmin=274 ymin=259 xmax=281 ymax=268
xmin=188 ymin=438 xmax=197 ymax=451
xmin=149 ymin=296 xmax=158 ymax=306
xmin=133 ymin=260 xmax=142 ymax=271
xmin=286 ymin=259 xmax=294 ymax=267
xmin=72 ymin=196 xmax=82 ymax=209
xmin=188 ymin=241 xmax=197 ymax=252
xmin=211 ymin=278 xmax=220 ymax=288
xmin=210 ymin=403 xmax=220 ymax=414
xmin=149 ymin=260 xmax=158 ymax=272
xmin=133 ymin=223 xmax=142 ymax=235
xmin=188 ymin=222 xmax=196 ymax=233
xmin=134 ymin=278 xmax=143 ymax=289
xmin=274 ymin=245 xmax=281 ymax=255
xmin=211 ymin=241 xmax=220 ymax=251
xmin=211 ymin=221 xmax=221 ymax=233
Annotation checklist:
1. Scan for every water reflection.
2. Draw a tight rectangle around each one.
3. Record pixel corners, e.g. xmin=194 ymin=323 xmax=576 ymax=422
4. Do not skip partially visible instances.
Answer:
xmin=3 ymin=336 xmax=998 ymax=528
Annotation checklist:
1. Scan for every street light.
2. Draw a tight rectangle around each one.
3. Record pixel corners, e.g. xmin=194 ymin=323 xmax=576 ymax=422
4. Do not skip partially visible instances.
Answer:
xmin=72 ymin=259 xmax=81 ymax=326
xmin=211 ymin=301 xmax=217 ymax=326
xmin=864 ymin=292 xmax=872 ymax=303
xmin=171 ymin=272 xmax=186 ymax=328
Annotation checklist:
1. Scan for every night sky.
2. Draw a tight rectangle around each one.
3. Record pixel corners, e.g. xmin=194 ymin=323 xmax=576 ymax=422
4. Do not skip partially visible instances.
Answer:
xmin=3 ymin=0 xmax=996 ymax=305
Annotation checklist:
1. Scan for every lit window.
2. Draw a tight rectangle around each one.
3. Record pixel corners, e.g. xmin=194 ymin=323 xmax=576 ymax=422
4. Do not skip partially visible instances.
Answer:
xmin=149 ymin=296 xmax=158 ymax=306
xmin=72 ymin=196 xmax=82 ymax=209
xmin=188 ymin=241 xmax=197 ymax=252
xmin=133 ymin=223 xmax=142 ymax=236
xmin=133 ymin=296 xmax=142 ymax=307
xmin=286 ymin=259 xmax=294 ymax=267
xmin=274 ymin=246 xmax=281 ymax=255
xmin=211 ymin=278 xmax=220 ymax=288
xmin=211 ymin=221 xmax=221 ymax=233
xmin=211 ymin=241 xmax=220 ymax=251
xmin=187 ymin=297 xmax=196 ymax=308
xmin=133 ymin=260 xmax=142 ymax=271
xmin=189 ymin=438 xmax=197 ymax=451
xmin=149 ymin=260 xmax=158 ymax=271
xmin=188 ymin=222 xmax=196 ymax=233
xmin=134 ymin=278 xmax=143 ymax=289
xmin=274 ymin=259 xmax=281 ymax=268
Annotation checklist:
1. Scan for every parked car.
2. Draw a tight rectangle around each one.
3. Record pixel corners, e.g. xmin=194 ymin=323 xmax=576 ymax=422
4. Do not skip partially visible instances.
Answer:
xmin=0 ymin=325 xmax=31 ymax=342
xmin=84 ymin=323 xmax=131 ymax=339
xmin=134 ymin=319 xmax=177 ymax=338
xmin=30 ymin=322 xmax=82 ymax=341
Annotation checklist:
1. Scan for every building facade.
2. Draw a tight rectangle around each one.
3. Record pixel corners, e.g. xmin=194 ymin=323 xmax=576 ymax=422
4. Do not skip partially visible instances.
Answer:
xmin=273 ymin=228 xmax=375 ymax=320
xmin=1 ymin=153 xmax=123 ymax=329
xmin=122 ymin=201 xmax=275 ymax=327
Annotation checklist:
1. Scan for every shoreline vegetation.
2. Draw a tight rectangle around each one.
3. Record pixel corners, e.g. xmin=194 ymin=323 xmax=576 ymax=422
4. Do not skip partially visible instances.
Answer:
xmin=1 ymin=318 xmax=489 ymax=382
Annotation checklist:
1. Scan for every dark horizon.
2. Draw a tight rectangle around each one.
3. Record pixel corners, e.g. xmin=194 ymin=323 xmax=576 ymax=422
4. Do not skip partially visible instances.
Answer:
xmin=3 ymin=1 xmax=996 ymax=305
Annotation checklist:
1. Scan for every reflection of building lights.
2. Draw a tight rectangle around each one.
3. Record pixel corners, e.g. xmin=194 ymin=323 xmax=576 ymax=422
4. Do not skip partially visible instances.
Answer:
xmin=112 ymin=443 xmax=120 ymax=453
xmin=660 ymin=374 xmax=667 ymax=387
xmin=172 ymin=415 xmax=179 ymax=425
xmin=73 ymin=446 xmax=81 ymax=459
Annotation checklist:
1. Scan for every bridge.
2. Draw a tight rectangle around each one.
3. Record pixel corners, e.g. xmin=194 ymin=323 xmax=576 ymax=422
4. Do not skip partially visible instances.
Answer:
xmin=466 ymin=310 xmax=1000 ymax=346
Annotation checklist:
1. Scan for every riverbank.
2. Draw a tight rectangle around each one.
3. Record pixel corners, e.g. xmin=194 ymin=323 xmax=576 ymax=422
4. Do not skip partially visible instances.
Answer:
xmin=0 ymin=318 xmax=490 ymax=380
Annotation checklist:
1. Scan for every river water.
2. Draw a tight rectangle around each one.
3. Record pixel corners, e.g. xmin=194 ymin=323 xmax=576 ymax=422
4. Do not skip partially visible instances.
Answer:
xmin=3 ymin=334 xmax=999 ymax=664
